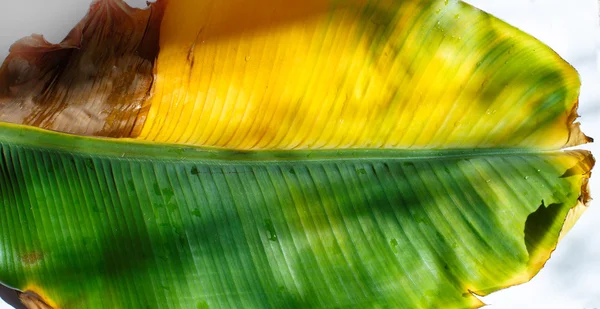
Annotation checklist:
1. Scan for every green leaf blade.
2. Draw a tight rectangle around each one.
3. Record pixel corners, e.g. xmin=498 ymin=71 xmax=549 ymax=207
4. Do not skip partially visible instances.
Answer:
xmin=0 ymin=126 xmax=591 ymax=308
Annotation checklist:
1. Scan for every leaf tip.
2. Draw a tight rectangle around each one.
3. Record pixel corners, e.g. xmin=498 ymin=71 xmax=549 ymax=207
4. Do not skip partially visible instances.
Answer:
xmin=556 ymin=151 xmax=594 ymax=242
xmin=565 ymin=101 xmax=594 ymax=148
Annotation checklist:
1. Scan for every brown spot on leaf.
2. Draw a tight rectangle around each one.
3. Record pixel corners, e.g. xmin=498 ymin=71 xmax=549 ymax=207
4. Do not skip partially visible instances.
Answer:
xmin=20 ymin=251 xmax=43 ymax=265
xmin=0 ymin=0 xmax=167 ymax=138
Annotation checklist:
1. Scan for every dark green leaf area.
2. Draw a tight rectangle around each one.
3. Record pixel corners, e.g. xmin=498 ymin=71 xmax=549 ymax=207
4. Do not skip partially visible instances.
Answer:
xmin=0 ymin=143 xmax=582 ymax=308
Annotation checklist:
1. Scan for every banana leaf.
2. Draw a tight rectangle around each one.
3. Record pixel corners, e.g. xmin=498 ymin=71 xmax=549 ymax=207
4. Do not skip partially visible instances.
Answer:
xmin=0 ymin=0 xmax=593 ymax=308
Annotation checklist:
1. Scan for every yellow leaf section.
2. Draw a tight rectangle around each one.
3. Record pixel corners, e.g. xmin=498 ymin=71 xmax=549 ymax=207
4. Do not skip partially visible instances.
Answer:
xmin=137 ymin=0 xmax=586 ymax=150
xmin=558 ymin=201 xmax=587 ymax=243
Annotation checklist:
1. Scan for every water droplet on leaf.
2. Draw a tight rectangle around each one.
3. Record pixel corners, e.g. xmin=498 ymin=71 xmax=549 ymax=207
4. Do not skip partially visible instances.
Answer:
xmin=264 ymin=219 xmax=278 ymax=242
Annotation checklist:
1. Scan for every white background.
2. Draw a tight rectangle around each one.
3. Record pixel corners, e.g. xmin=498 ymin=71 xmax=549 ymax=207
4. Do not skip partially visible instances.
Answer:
xmin=0 ymin=0 xmax=598 ymax=308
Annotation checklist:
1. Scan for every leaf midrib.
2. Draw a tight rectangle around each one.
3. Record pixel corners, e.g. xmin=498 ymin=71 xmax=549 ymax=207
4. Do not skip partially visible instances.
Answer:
xmin=0 ymin=122 xmax=576 ymax=162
